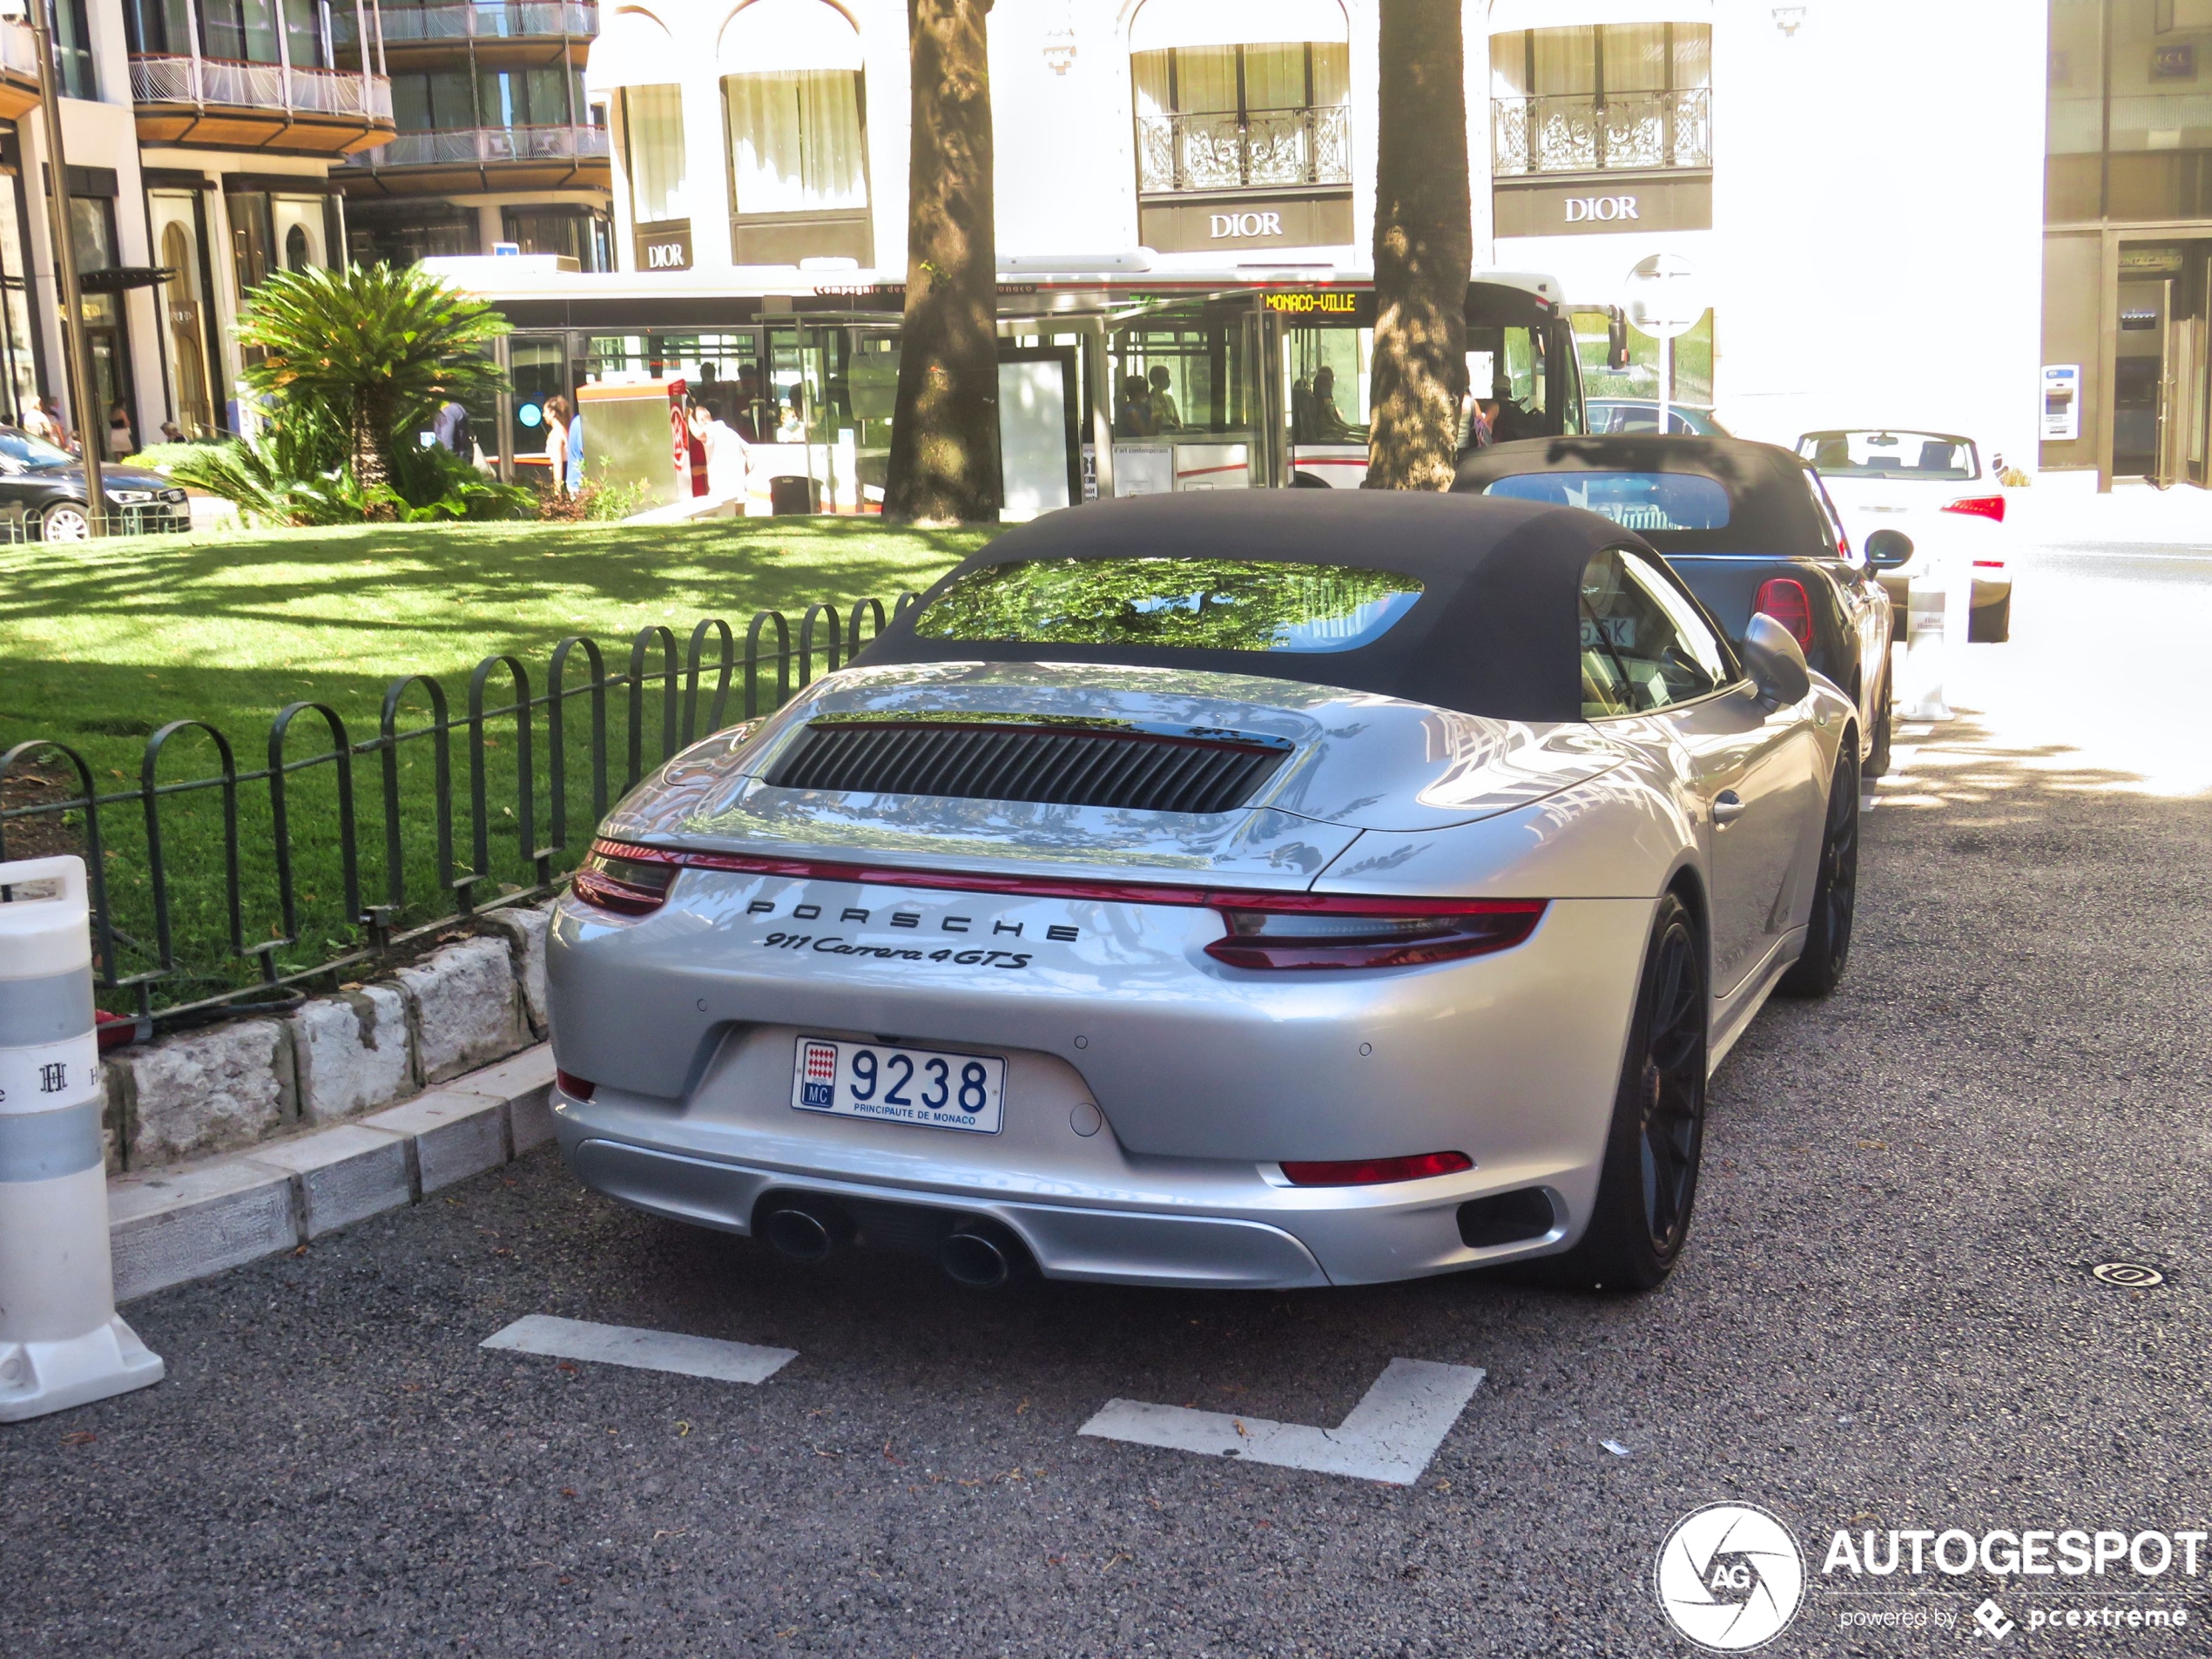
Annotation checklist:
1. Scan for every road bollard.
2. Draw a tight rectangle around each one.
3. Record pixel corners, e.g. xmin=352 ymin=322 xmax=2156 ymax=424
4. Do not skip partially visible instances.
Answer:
xmin=0 ymin=855 xmax=163 ymax=1422
xmin=1903 ymin=580 xmax=1952 ymax=722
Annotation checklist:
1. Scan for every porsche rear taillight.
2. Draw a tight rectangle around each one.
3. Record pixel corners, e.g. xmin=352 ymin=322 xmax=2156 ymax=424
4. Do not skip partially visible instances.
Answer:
xmin=1204 ymin=896 xmax=1547 ymax=970
xmin=1753 ymin=577 xmax=1815 ymax=649
xmin=578 ymin=840 xmax=1548 ymax=968
xmin=1942 ymin=494 xmax=2006 ymax=523
xmin=1279 ymin=1150 xmax=1474 ymax=1187
xmin=572 ymin=846 xmax=678 ymax=914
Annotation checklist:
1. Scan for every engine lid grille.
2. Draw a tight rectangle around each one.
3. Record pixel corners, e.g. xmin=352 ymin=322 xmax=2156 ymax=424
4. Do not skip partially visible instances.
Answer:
xmin=763 ymin=719 xmax=1291 ymax=814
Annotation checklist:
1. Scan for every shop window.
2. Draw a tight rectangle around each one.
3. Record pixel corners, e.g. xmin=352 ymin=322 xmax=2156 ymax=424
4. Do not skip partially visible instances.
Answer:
xmin=348 ymin=206 xmax=478 ymax=266
xmin=1490 ymin=23 xmax=1710 ymax=174
xmin=0 ymin=160 xmax=42 ymax=427
xmin=718 ymin=0 xmax=870 ymax=222
xmin=149 ymin=196 xmax=221 ymax=438
xmin=272 ymin=196 xmax=330 ymax=271
xmin=1130 ymin=0 xmax=1351 ymax=195
xmin=622 ymin=85 xmax=688 ymax=225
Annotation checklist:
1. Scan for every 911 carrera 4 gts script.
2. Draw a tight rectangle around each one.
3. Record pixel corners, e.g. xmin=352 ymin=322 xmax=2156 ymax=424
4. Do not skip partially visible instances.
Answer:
xmin=757 ymin=932 xmax=1035 ymax=969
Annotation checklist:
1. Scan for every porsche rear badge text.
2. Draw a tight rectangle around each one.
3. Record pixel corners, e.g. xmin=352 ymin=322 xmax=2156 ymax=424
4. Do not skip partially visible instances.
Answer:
xmin=745 ymin=897 xmax=1080 ymax=948
xmin=759 ymin=932 xmax=1035 ymax=969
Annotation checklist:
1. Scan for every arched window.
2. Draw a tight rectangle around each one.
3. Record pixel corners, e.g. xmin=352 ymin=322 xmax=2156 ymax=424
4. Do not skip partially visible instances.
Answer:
xmin=590 ymin=10 xmax=689 ymax=237
xmin=1130 ymin=0 xmax=1349 ymax=194
xmin=719 ymin=0 xmax=869 ymax=222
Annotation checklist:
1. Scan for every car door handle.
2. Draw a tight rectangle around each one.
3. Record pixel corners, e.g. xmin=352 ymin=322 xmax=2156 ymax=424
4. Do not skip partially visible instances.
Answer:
xmin=1713 ymin=790 xmax=1748 ymax=825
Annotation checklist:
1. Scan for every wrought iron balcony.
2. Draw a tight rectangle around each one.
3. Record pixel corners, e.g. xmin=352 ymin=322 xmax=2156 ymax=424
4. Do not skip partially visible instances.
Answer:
xmin=347 ymin=122 xmax=609 ymax=167
xmin=130 ymin=53 xmax=395 ymax=120
xmin=1136 ymin=104 xmax=1352 ymax=195
xmin=1491 ymin=88 xmax=1710 ymax=175
xmin=334 ymin=3 xmax=597 ymax=48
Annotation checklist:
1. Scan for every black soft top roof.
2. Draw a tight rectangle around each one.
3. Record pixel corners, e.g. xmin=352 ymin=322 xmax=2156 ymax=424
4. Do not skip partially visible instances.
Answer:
xmin=850 ymin=491 xmax=1652 ymax=724
xmin=1451 ymin=434 xmax=1831 ymax=557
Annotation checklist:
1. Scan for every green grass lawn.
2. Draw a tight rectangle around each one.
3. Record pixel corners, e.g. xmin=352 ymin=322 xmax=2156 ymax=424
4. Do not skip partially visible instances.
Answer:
xmin=0 ymin=516 xmax=994 ymax=1012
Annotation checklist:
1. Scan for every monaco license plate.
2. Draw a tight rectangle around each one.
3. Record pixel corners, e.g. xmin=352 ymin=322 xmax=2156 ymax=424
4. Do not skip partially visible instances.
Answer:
xmin=792 ymin=1037 xmax=1006 ymax=1135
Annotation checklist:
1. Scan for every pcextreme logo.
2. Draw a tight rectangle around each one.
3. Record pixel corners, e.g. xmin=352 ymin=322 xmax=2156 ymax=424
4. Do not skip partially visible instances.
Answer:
xmin=1655 ymin=1504 xmax=1808 ymax=1651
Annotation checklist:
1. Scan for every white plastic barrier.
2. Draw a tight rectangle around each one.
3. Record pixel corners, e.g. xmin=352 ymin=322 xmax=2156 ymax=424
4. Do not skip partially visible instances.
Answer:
xmin=0 ymin=855 xmax=162 ymax=1421
xmin=1903 ymin=582 xmax=1952 ymax=722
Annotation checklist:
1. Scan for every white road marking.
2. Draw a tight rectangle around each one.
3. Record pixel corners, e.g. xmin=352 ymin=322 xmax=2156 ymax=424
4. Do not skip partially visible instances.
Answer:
xmin=1078 ymin=1358 xmax=1483 ymax=1486
xmin=482 ymin=1315 xmax=797 ymax=1384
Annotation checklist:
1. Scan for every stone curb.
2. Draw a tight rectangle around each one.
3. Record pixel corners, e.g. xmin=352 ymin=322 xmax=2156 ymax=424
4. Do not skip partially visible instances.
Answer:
xmin=106 ymin=1044 xmax=556 ymax=1304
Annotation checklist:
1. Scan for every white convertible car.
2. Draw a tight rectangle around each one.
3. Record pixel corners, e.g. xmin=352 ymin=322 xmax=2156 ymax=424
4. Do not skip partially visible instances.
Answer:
xmin=544 ymin=493 xmax=1862 ymax=1294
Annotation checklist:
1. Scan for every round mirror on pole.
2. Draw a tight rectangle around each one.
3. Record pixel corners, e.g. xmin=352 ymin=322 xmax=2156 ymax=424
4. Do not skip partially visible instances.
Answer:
xmin=1620 ymin=253 xmax=1708 ymax=438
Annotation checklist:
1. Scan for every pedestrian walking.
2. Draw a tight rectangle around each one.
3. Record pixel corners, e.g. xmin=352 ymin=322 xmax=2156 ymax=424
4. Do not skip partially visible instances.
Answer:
xmin=542 ymin=395 xmax=571 ymax=495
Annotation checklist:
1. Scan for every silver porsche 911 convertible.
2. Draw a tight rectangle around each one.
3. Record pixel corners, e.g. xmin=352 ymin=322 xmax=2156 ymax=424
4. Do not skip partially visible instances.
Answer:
xmin=544 ymin=492 xmax=1860 ymax=1293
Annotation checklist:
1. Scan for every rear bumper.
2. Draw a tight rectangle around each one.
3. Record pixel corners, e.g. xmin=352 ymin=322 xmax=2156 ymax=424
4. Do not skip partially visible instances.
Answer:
xmin=556 ymin=1105 xmax=1578 ymax=1288
xmin=544 ymin=873 xmax=1656 ymax=1286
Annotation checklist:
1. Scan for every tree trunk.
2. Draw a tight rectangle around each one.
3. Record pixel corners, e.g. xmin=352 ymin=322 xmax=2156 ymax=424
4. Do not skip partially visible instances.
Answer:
xmin=1365 ymin=0 xmax=1472 ymax=493
xmin=354 ymin=388 xmax=397 ymax=521
xmin=884 ymin=0 xmax=999 ymax=526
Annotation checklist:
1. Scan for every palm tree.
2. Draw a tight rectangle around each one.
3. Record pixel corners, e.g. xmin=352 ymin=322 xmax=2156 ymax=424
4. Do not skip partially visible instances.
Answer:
xmin=235 ymin=264 xmax=509 ymax=516
xmin=884 ymin=0 xmax=999 ymax=526
xmin=1364 ymin=0 xmax=1472 ymax=492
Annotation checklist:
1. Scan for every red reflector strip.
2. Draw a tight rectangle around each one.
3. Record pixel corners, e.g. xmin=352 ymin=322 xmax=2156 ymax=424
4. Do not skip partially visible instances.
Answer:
xmin=1972 ymin=559 xmax=2006 ymax=569
xmin=1279 ymin=1150 xmax=1474 ymax=1187
xmin=554 ymin=1069 xmax=596 ymax=1101
xmin=588 ymin=839 xmax=1549 ymax=927
xmin=1941 ymin=495 xmax=2006 ymax=523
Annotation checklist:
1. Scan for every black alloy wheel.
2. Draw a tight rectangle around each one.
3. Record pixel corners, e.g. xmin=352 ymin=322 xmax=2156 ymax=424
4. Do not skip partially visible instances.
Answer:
xmin=1554 ymin=892 xmax=1708 ymax=1291
xmin=1779 ymin=743 xmax=1860 ymax=998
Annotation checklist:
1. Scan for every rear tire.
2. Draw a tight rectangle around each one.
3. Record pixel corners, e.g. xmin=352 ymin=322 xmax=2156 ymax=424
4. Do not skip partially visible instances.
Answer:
xmin=1553 ymin=893 xmax=1707 ymax=1293
xmin=1863 ymin=670 xmax=1892 ymax=779
xmin=1778 ymin=744 xmax=1860 ymax=998
xmin=1969 ymin=593 xmax=2011 ymax=643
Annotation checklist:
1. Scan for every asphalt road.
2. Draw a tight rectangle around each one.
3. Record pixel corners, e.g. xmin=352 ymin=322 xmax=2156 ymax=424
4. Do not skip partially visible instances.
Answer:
xmin=10 ymin=533 xmax=2212 ymax=1658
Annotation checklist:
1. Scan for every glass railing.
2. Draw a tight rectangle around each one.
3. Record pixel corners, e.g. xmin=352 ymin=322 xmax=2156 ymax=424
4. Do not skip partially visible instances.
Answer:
xmin=1491 ymin=88 xmax=1710 ymax=175
xmin=333 ymin=3 xmax=597 ymax=47
xmin=1135 ymin=104 xmax=1352 ymax=194
xmin=129 ymin=53 xmax=395 ymax=118
xmin=347 ymin=123 xmax=609 ymax=165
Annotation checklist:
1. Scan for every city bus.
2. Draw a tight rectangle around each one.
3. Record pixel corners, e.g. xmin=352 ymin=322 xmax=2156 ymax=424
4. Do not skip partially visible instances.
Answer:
xmin=427 ymin=261 xmax=1584 ymax=511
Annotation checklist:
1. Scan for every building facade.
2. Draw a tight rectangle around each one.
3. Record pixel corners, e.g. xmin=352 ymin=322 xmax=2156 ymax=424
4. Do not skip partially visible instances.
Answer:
xmin=546 ymin=0 xmax=2043 ymax=477
xmin=0 ymin=0 xmax=610 ymax=459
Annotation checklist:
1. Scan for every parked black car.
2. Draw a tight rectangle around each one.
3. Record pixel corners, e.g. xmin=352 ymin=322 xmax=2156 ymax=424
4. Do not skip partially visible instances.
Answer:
xmin=0 ymin=423 xmax=191 ymax=540
xmin=1453 ymin=435 xmax=1896 ymax=776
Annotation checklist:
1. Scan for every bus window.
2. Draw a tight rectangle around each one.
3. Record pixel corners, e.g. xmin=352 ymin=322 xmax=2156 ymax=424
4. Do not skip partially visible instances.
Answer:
xmin=1111 ymin=304 xmax=1251 ymax=438
xmin=1286 ymin=323 xmax=1372 ymax=445
xmin=1468 ymin=322 xmax=1549 ymax=442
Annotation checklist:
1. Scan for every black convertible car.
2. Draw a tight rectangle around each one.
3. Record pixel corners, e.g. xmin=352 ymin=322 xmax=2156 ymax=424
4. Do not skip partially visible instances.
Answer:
xmin=0 ymin=423 xmax=190 ymax=540
xmin=1453 ymin=435 xmax=1896 ymax=776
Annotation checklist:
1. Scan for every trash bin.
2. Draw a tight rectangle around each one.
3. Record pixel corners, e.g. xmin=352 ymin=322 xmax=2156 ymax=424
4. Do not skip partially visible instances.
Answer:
xmin=769 ymin=475 xmax=823 ymax=516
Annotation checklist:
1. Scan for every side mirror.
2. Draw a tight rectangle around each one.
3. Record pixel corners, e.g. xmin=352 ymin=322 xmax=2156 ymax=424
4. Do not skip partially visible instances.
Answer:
xmin=1743 ymin=612 xmax=1812 ymax=708
xmin=1865 ymin=528 xmax=1914 ymax=570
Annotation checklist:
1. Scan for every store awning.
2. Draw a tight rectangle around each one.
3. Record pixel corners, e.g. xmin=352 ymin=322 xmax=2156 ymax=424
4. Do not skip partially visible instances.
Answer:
xmin=718 ymin=0 xmax=865 ymax=74
xmin=78 ymin=266 xmax=178 ymax=293
xmin=584 ymin=6 xmax=678 ymax=98
xmin=1129 ymin=0 xmax=1349 ymax=53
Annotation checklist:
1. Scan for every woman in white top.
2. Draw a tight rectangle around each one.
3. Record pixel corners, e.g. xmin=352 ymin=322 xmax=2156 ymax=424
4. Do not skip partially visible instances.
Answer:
xmin=543 ymin=395 xmax=571 ymax=495
xmin=694 ymin=397 xmax=750 ymax=504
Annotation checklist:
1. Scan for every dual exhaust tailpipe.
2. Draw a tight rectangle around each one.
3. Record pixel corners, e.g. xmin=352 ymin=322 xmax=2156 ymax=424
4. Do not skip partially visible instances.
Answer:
xmin=755 ymin=1196 xmax=1027 ymax=1291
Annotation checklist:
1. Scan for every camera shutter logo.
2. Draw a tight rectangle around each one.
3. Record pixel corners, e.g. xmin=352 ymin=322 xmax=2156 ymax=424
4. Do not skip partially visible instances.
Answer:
xmin=1655 ymin=1503 xmax=1806 ymax=1651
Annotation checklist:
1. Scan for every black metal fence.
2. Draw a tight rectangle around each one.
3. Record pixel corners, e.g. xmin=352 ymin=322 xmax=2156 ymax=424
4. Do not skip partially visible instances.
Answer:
xmin=0 ymin=592 xmax=919 ymax=1026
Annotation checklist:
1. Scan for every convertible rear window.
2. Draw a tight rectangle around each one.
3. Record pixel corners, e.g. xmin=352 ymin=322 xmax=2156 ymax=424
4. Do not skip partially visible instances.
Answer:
xmin=1480 ymin=471 xmax=1731 ymax=533
xmin=911 ymin=556 xmax=1425 ymax=654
